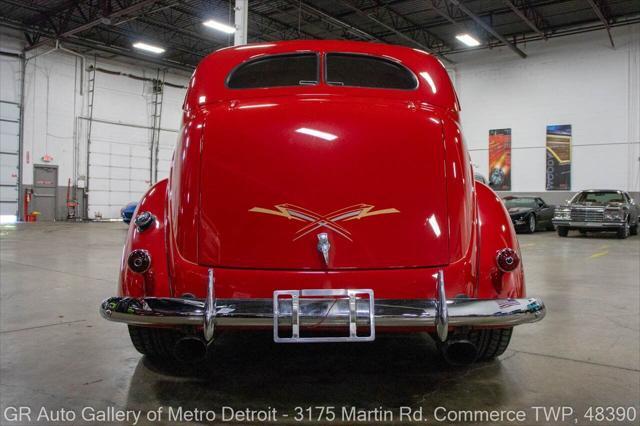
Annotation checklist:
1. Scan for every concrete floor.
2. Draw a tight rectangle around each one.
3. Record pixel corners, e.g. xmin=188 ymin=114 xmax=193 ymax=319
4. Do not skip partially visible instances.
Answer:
xmin=1 ymin=222 xmax=638 ymax=425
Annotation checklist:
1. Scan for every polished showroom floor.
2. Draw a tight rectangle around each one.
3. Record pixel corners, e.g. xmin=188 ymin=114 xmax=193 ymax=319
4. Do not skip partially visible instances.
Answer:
xmin=1 ymin=223 xmax=638 ymax=425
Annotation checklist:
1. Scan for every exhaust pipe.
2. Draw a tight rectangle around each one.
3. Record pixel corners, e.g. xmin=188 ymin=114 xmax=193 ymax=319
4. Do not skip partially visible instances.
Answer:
xmin=440 ymin=339 xmax=478 ymax=366
xmin=173 ymin=336 xmax=208 ymax=363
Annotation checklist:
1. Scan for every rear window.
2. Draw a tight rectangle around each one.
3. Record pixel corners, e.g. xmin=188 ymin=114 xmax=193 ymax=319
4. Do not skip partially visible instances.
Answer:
xmin=227 ymin=53 xmax=318 ymax=89
xmin=325 ymin=53 xmax=417 ymax=90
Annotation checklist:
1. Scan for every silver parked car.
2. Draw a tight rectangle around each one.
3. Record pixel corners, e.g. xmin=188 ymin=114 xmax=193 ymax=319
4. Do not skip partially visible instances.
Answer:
xmin=553 ymin=190 xmax=639 ymax=239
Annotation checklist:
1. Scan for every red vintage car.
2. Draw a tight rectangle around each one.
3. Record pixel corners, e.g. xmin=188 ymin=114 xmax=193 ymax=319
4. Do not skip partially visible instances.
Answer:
xmin=100 ymin=40 xmax=545 ymax=365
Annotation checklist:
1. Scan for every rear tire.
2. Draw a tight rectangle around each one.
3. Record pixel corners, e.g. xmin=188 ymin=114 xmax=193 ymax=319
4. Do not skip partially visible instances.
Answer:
xmin=557 ymin=227 xmax=569 ymax=237
xmin=128 ymin=325 xmax=182 ymax=359
xmin=631 ymin=223 xmax=638 ymax=236
xmin=471 ymin=328 xmax=513 ymax=361
xmin=449 ymin=328 xmax=513 ymax=362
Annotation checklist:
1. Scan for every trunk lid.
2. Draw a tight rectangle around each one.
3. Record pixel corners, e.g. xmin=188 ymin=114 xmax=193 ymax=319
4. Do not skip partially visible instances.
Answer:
xmin=198 ymin=97 xmax=449 ymax=269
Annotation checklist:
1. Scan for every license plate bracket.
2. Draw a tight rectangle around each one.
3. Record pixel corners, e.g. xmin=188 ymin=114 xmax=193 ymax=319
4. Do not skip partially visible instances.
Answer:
xmin=273 ymin=289 xmax=375 ymax=343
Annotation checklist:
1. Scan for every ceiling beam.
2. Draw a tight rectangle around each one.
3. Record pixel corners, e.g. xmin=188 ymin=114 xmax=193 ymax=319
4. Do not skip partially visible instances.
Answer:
xmin=339 ymin=0 xmax=452 ymax=63
xmin=126 ymin=8 xmax=227 ymax=48
xmin=0 ymin=16 xmax=195 ymax=71
xmin=56 ymin=0 xmax=159 ymax=37
xmin=25 ymin=0 xmax=165 ymax=50
xmin=503 ymin=0 xmax=546 ymax=39
xmin=445 ymin=0 xmax=527 ymax=58
xmin=285 ymin=0 xmax=380 ymax=41
xmin=22 ymin=0 xmax=83 ymax=27
xmin=381 ymin=2 xmax=453 ymax=50
xmin=427 ymin=0 xmax=465 ymax=28
xmin=176 ymin=1 xmax=318 ymax=42
xmin=586 ymin=0 xmax=615 ymax=47
xmin=9 ymin=0 xmax=221 ymax=64
xmin=1 ymin=0 xmax=213 ymax=66
xmin=249 ymin=6 xmax=319 ymax=40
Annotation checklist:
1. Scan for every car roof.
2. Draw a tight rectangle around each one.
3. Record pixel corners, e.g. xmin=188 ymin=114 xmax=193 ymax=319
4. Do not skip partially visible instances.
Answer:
xmin=185 ymin=40 xmax=458 ymax=113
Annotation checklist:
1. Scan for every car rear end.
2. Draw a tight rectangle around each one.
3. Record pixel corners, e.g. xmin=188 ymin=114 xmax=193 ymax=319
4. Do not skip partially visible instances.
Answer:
xmin=100 ymin=41 xmax=545 ymax=363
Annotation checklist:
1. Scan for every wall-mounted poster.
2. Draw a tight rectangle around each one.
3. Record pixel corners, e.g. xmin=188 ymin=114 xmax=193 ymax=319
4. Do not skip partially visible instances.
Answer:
xmin=545 ymin=124 xmax=572 ymax=190
xmin=488 ymin=128 xmax=511 ymax=190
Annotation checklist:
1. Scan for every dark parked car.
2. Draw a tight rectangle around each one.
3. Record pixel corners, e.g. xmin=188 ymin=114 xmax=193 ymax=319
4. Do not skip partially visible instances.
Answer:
xmin=474 ymin=172 xmax=487 ymax=185
xmin=553 ymin=190 xmax=639 ymax=238
xmin=120 ymin=202 xmax=137 ymax=224
xmin=503 ymin=196 xmax=555 ymax=233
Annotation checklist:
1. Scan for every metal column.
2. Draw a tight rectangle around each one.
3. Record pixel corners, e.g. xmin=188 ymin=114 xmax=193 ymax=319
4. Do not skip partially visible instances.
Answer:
xmin=234 ymin=0 xmax=248 ymax=46
xmin=18 ymin=52 xmax=26 ymax=221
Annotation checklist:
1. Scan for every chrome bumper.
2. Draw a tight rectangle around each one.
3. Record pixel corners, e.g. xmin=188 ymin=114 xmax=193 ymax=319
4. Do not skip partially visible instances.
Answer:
xmin=100 ymin=270 xmax=546 ymax=343
xmin=552 ymin=220 xmax=625 ymax=228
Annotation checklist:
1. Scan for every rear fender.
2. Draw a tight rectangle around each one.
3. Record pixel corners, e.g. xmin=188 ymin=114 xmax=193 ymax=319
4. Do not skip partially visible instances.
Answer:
xmin=476 ymin=182 xmax=525 ymax=298
xmin=118 ymin=179 xmax=171 ymax=298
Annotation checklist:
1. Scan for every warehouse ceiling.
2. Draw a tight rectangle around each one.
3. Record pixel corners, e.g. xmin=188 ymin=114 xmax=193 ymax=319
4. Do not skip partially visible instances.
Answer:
xmin=1 ymin=0 xmax=639 ymax=70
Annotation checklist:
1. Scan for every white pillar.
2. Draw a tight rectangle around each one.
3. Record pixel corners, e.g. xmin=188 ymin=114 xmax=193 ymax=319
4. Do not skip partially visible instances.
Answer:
xmin=234 ymin=0 xmax=248 ymax=46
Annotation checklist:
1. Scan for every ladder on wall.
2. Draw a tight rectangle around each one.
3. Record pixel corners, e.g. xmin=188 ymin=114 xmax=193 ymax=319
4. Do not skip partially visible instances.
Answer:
xmin=150 ymin=69 xmax=166 ymax=185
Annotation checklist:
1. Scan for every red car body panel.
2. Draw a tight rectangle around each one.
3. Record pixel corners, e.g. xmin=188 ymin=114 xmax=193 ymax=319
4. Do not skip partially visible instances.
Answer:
xmin=198 ymin=98 xmax=449 ymax=269
xmin=119 ymin=40 xmax=525 ymax=328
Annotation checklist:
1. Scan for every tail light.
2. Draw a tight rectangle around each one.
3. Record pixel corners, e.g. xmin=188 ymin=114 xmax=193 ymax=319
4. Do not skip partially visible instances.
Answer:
xmin=496 ymin=248 xmax=519 ymax=272
xmin=128 ymin=249 xmax=151 ymax=273
xmin=134 ymin=211 xmax=155 ymax=231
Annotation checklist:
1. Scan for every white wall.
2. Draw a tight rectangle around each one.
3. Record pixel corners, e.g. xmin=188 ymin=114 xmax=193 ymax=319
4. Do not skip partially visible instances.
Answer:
xmin=0 ymin=28 xmax=190 ymax=218
xmin=18 ymin=45 xmax=189 ymax=187
xmin=452 ymin=24 xmax=640 ymax=194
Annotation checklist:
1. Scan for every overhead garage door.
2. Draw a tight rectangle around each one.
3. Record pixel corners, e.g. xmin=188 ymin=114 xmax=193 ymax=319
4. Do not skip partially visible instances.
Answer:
xmin=0 ymin=101 xmax=20 ymax=223
xmin=156 ymin=129 xmax=178 ymax=181
xmin=87 ymin=121 xmax=151 ymax=219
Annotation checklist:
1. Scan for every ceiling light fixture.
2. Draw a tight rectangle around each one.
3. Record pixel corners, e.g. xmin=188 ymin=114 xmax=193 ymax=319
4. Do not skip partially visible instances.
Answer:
xmin=203 ymin=19 xmax=236 ymax=34
xmin=132 ymin=42 xmax=165 ymax=54
xmin=455 ymin=33 xmax=481 ymax=47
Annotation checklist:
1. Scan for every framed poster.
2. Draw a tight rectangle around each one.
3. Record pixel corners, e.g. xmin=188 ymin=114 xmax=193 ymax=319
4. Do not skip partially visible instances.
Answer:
xmin=545 ymin=124 xmax=571 ymax=190
xmin=488 ymin=128 xmax=511 ymax=190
